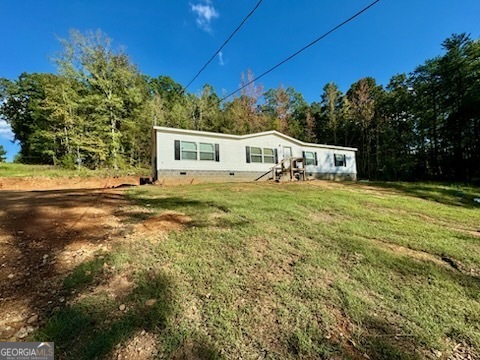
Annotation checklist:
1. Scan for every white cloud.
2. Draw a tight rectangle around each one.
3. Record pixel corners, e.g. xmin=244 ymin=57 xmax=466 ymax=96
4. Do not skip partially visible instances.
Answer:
xmin=218 ymin=51 xmax=225 ymax=66
xmin=190 ymin=2 xmax=219 ymax=33
xmin=0 ymin=119 xmax=14 ymax=141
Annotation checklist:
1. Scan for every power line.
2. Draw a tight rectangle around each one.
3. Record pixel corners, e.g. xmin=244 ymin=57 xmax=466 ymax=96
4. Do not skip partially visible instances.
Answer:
xmin=179 ymin=0 xmax=381 ymax=128
xmin=181 ymin=0 xmax=264 ymax=94
xmin=217 ymin=0 xmax=381 ymax=104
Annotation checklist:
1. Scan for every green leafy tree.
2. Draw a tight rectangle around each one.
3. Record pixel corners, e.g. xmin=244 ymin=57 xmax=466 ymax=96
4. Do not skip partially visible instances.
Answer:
xmin=438 ymin=33 xmax=479 ymax=179
xmin=192 ymin=84 xmax=222 ymax=132
xmin=345 ymin=78 xmax=378 ymax=178
xmin=410 ymin=33 xmax=480 ymax=180
xmin=147 ymin=75 xmax=186 ymax=128
xmin=411 ymin=58 xmax=443 ymax=178
xmin=321 ymin=82 xmax=342 ymax=144
xmin=55 ymin=29 xmax=151 ymax=169
xmin=304 ymin=109 xmax=317 ymax=143
xmin=263 ymin=85 xmax=308 ymax=138
xmin=0 ymin=73 xmax=59 ymax=164
xmin=375 ymin=74 xmax=416 ymax=180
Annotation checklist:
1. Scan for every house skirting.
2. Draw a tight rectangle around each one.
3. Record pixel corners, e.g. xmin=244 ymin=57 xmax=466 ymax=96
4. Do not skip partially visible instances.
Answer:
xmin=155 ymin=170 xmax=267 ymax=184
xmin=307 ymin=172 xmax=357 ymax=181
xmin=155 ymin=169 xmax=356 ymax=184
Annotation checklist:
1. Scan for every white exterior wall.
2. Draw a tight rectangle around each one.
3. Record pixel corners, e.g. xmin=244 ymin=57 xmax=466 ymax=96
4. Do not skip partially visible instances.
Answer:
xmin=154 ymin=128 xmax=357 ymax=176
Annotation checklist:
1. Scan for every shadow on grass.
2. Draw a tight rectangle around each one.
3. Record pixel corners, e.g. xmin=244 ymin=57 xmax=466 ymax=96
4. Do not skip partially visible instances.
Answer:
xmin=330 ymin=235 xmax=480 ymax=359
xmin=35 ymin=268 xmax=221 ymax=359
xmin=364 ymin=182 xmax=480 ymax=208
xmin=125 ymin=194 xmax=251 ymax=231
xmin=360 ymin=316 xmax=421 ymax=360
xmin=130 ymin=195 xmax=231 ymax=214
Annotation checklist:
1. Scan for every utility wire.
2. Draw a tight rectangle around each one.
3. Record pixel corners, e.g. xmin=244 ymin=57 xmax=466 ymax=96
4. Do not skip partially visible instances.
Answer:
xmin=181 ymin=0 xmax=381 ymax=128
xmin=216 ymin=0 xmax=381 ymax=104
xmin=181 ymin=0 xmax=264 ymax=94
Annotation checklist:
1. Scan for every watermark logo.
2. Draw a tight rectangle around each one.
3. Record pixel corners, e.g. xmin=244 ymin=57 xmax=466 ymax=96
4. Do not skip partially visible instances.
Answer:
xmin=0 ymin=342 xmax=54 ymax=360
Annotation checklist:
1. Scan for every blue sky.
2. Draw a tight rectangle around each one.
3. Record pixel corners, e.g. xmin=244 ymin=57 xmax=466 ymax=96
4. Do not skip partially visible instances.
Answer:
xmin=1 ymin=0 xmax=480 ymax=161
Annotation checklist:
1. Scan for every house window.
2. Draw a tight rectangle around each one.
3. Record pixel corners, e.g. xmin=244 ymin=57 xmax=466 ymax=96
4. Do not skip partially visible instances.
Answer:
xmin=246 ymin=146 xmax=277 ymax=164
xmin=181 ymin=141 xmax=197 ymax=160
xmin=304 ymin=151 xmax=316 ymax=166
xmin=199 ymin=143 xmax=215 ymax=161
xmin=334 ymin=153 xmax=346 ymax=167
xmin=250 ymin=147 xmax=263 ymax=163
xmin=263 ymin=148 xmax=275 ymax=163
xmin=176 ymin=140 xmax=219 ymax=161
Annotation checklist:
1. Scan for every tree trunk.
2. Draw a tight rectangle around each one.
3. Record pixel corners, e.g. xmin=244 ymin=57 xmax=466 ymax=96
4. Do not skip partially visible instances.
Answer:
xmin=110 ymin=110 xmax=118 ymax=170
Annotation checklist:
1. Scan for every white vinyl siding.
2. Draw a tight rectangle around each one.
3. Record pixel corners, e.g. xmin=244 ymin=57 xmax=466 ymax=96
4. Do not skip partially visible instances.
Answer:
xmin=158 ymin=130 xmax=356 ymax=175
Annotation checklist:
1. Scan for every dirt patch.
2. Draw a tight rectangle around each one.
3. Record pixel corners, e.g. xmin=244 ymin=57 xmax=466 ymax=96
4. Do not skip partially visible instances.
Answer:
xmin=170 ymin=336 xmax=221 ymax=360
xmin=415 ymin=213 xmax=480 ymax=236
xmin=300 ymin=180 xmax=345 ymax=189
xmin=369 ymin=238 xmax=476 ymax=275
xmin=0 ymin=186 xmax=132 ymax=341
xmin=447 ymin=341 xmax=480 ymax=360
xmin=55 ymin=242 xmax=110 ymax=273
xmin=350 ymin=184 xmax=400 ymax=197
xmin=136 ymin=211 xmax=192 ymax=234
xmin=299 ymin=180 xmax=398 ymax=199
xmin=110 ymin=330 xmax=159 ymax=360
xmin=230 ymin=185 xmax=254 ymax=192
xmin=467 ymin=230 xmax=480 ymax=237
xmin=308 ymin=211 xmax=341 ymax=224
xmin=89 ymin=273 xmax=136 ymax=300
xmin=325 ymin=306 xmax=363 ymax=359
xmin=452 ymin=228 xmax=480 ymax=240
xmin=376 ymin=240 xmax=449 ymax=268
xmin=0 ymin=176 xmax=138 ymax=191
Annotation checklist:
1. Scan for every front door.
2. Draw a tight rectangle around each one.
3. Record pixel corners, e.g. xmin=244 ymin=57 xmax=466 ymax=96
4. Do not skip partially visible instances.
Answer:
xmin=283 ymin=146 xmax=292 ymax=169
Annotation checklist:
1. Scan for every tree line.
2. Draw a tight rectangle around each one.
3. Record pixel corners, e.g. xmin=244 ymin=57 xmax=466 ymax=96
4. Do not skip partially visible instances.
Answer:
xmin=1 ymin=30 xmax=479 ymax=181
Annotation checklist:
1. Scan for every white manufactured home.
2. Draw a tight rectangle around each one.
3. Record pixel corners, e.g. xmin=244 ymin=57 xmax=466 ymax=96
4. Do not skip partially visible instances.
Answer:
xmin=152 ymin=126 xmax=357 ymax=184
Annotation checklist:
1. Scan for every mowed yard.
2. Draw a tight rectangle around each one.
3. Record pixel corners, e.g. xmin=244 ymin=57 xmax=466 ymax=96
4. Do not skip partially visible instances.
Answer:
xmin=1 ymin=177 xmax=479 ymax=359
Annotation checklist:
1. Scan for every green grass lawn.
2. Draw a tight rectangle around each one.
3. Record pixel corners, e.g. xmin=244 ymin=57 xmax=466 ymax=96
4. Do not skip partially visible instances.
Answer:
xmin=0 ymin=162 xmax=149 ymax=177
xmin=37 ymin=181 xmax=480 ymax=359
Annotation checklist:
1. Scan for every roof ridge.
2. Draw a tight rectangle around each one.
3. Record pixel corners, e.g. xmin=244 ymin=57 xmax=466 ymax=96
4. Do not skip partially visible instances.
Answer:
xmin=153 ymin=126 xmax=357 ymax=151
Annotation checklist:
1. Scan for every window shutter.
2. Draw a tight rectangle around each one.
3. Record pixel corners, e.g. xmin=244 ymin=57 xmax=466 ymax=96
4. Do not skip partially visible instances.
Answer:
xmin=274 ymin=149 xmax=278 ymax=164
xmin=174 ymin=140 xmax=180 ymax=160
xmin=314 ymin=152 xmax=318 ymax=166
xmin=343 ymin=155 xmax=347 ymax=167
xmin=246 ymin=146 xmax=251 ymax=163
xmin=302 ymin=151 xmax=306 ymax=160
xmin=215 ymin=144 xmax=220 ymax=162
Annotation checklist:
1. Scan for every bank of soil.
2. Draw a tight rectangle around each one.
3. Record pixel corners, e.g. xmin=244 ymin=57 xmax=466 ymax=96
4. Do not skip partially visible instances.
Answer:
xmin=0 ymin=176 xmax=139 ymax=191
xmin=0 ymin=178 xmax=137 ymax=341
